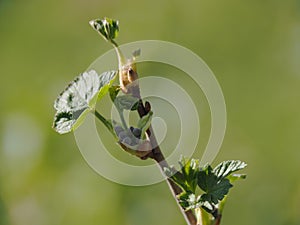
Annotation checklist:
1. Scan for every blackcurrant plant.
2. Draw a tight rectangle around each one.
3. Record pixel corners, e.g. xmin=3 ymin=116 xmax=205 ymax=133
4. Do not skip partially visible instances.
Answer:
xmin=52 ymin=17 xmax=247 ymax=225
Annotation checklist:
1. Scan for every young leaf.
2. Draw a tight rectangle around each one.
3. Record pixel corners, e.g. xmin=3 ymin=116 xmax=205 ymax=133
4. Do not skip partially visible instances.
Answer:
xmin=213 ymin=160 xmax=247 ymax=180
xmin=90 ymin=17 xmax=126 ymax=68
xmin=137 ymin=111 xmax=153 ymax=139
xmin=97 ymin=70 xmax=118 ymax=101
xmin=164 ymin=166 xmax=188 ymax=192
xmin=53 ymin=70 xmax=117 ymax=134
xmin=165 ymin=157 xmax=199 ymax=194
xmin=89 ymin=17 xmax=119 ymax=42
xmin=198 ymin=165 xmax=233 ymax=204
xmin=178 ymin=157 xmax=199 ymax=193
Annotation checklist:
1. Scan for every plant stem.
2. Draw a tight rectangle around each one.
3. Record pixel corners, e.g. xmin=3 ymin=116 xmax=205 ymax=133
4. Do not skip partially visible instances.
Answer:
xmin=93 ymin=110 xmax=113 ymax=132
xmin=94 ymin=98 xmax=196 ymax=224
xmin=136 ymin=98 xmax=197 ymax=225
xmin=111 ymin=40 xmax=126 ymax=68
xmin=195 ymin=208 xmax=203 ymax=225
xmin=118 ymin=110 xmax=128 ymax=130
xmin=112 ymin=45 xmax=197 ymax=224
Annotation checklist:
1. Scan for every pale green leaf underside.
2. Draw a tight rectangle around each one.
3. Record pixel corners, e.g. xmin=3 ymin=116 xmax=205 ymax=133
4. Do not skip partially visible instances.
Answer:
xmin=53 ymin=70 xmax=117 ymax=134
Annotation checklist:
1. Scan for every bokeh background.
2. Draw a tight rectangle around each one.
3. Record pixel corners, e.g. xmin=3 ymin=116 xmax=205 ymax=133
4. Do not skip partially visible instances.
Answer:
xmin=1 ymin=0 xmax=300 ymax=224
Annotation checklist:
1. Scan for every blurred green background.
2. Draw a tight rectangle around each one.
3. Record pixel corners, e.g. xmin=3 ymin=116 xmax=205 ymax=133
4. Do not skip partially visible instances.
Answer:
xmin=1 ymin=0 xmax=300 ymax=224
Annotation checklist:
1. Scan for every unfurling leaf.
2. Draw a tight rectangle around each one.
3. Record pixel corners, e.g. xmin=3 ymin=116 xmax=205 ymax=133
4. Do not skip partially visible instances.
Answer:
xmin=164 ymin=166 xmax=187 ymax=191
xmin=89 ymin=17 xmax=119 ymax=42
xmin=179 ymin=157 xmax=200 ymax=193
xmin=166 ymin=157 xmax=200 ymax=193
xmin=137 ymin=111 xmax=153 ymax=139
xmin=53 ymin=70 xmax=117 ymax=134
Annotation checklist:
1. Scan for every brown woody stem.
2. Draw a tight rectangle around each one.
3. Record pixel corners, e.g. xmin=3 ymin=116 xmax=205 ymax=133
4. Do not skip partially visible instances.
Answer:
xmin=135 ymin=92 xmax=197 ymax=225
xmin=213 ymin=214 xmax=222 ymax=225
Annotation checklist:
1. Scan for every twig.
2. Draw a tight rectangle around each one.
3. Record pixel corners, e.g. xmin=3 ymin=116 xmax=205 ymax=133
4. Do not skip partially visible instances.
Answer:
xmin=112 ymin=47 xmax=197 ymax=224
xmin=132 ymin=79 xmax=197 ymax=225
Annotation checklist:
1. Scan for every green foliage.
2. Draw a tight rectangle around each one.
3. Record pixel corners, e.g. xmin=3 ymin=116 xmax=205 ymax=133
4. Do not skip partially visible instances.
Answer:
xmin=51 ymin=16 xmax=248 ymax=225
xmin=137 ymin=111 xmax=153 ymax=139
xmin=53 ymin=70 xmax=117 ymax=134
xmin=97 ymin=70 xmax=118 ymax=101
xmin=198 ymin=165 xmax=232 ymax=205
xmin=89 ymin=17 xmax=119 ymax=42
xmin=179 ymin=157 xmax=199 ymax=193
xmin=165 ymin=158 xmax=247 ymax=223
xmin=165 ymin=157 xmax=199 ymax=193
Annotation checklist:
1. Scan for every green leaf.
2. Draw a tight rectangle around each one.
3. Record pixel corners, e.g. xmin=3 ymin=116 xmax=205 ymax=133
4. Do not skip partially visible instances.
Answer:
xmin=213 ymin=160 xmax=247 ymax=180
xmin=53 ymin=70 xmax=117 ymax=134
xmin=178 ymin=192 xmax=193 ymax=209
xmin=166 ymin=157 xmax=247 ymax=218
xmin=89 ymin=17 xmax=126 ymax=70
xmin=165 ymin=157 xmax=199 ymax=194
xmin=114 ymin=95 xmax=139 ymax=111
xmin=178 ymin=156 xmax=199 ymax=193
xmin=198 ymin=165 xmax=233 ymax=204
xmin=89 ymin=17 xmax=119 ymax=42
xmin=97 ymin=70 xmax=118 ymax=101
xmin=164 ymin=166 xmax=187 ymax=192
xmin=200 ymin=179 xmax=232 ymax=205
xmin=137 ymin=111 xmax=153 ymax=139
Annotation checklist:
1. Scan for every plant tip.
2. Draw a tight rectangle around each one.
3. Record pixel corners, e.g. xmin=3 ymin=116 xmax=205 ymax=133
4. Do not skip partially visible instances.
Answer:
xmin=89 ymin=20 xmax=95 ymax=27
